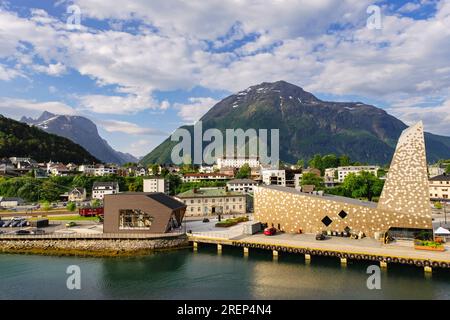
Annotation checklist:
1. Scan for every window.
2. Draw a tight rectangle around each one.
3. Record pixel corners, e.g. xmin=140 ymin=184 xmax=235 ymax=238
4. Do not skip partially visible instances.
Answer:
xmin=338 ymin=210 xmax=348 ymax=219
xmin=119 ymin=209 xmax=154 ymax=230
xmin=321 ymin=216 xmax=333 ymax=227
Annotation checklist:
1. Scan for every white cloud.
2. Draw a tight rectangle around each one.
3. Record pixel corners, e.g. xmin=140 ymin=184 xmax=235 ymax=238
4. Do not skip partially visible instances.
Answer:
xmin=0 ymin=97 xmax=76 ymax=119
xmin=77 ymin=93 xmax=159 ymax=114
xmin=100 ymin=119 xmax=167 ymax=136
xmin=175 ymin=97 xmax=219 ymax=123
xmin=32 ymin=62 xmax=67 ymax=76
xmin=387 ymin=99 xmax=450 ymax=136
xmin=0 ymin=0 xmax=449 ymax=133
xmin=0 ymin=64 xmax=22 ymax=81
xmin=398 ymin=2 xmax=421 ymax=13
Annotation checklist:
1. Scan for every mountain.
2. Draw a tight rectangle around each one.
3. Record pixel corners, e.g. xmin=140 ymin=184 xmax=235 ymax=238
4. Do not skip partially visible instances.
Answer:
xmin=21 ymin=112 xmax=138 ymax=165
xmin=141 ymin=80 xmax=450 ymax=165
xmin=0 ymin=115 xmax=99 ymax=164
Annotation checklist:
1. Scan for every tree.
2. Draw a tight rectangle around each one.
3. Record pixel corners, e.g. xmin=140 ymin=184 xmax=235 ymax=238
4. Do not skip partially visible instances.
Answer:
xmin=308 ymin=154 xmax=323 ymax=171
xmin=39 ymin=180 xmax=61 ymax=202
xmin=66 ymin=202 xmax=77 ymax=212
xmin=296 ymin=159 xmax=305 ymax=169
xmin=91 ymin=199 xmax=101 ymax=208
xmin=322 ymin=154 xmax=339 ymax=169
xmin=446 ymin=164 xmax=450 ymax=174
xmin=151 ymin=164 xmax=160 ymax=176
xmin=341 ymin=171 xmax=384 ymax=201
xmin=339 ymin=155 xmax=351 ymax=166
xmin=41 ymin=201 xmax=51 ymax=211
xmin=236 ymin=164 xmax=251 ymax=179
xmin=301 ymin=173 xmax=324 ymax=189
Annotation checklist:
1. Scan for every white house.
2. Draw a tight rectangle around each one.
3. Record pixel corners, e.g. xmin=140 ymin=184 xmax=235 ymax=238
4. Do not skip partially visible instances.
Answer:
xmin=92 ymin=181 xmax=119 ymax=200
xmin=261 ymin=169 xmax=286 ymax=187
xmin=182 ymin=173 xmax=233 ymax=183
xmin=0 ymin=197 xmax=24 ymax=208
xmin=143 ymin=178 xmax=170 ymax=194
xmin=429 ymin=173 xmax=450 ymax=201
xmin=226 ymin=179 xmax=259 ymax=193
xmin=216 ymin=157 xmax=260 ymax=169
xmin=337 ymin=166 xmax=379 ymax=183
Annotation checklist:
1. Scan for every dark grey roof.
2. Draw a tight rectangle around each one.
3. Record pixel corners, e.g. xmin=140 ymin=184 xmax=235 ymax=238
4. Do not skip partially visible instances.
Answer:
xmin=108 ymin=192 xmax=186 ymax=210
xmin=430 ymin=174 xmax=450 ymax=181
xmin=227 ymin=179 xmax=259 ymax=184
xmin=146 ymin=193 xmax=186 ymax=210
xmin=260 ymin=185 xmax=377 ymax=208
xmin=93 ymin=181 xmax=118 ymax=187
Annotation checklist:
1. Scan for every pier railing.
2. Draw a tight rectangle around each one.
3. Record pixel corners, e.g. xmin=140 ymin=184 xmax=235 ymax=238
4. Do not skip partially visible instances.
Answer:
xmin=0 ymin=232 xmax=185 ymax=240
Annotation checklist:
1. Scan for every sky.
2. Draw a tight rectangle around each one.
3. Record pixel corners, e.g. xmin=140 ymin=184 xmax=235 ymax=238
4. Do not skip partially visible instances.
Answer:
xmin=0 ymin=0 xmax=449 ymax=157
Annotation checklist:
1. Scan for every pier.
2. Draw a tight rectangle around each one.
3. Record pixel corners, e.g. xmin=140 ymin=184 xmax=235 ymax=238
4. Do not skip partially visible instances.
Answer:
xmin=188 ymin=233 xmax=450 ymax=273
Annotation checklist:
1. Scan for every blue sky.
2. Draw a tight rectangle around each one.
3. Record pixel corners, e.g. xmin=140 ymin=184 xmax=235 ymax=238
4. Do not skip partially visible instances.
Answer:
xmin=0 ymin=0 xmax=449 ymax=157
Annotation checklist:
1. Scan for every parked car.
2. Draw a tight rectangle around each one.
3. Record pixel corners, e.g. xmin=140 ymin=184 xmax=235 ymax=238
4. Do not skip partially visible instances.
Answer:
xmin=31 ymin=229 xmax=45 ymax=235
xmin=10 ymin=220 xmax=22 ymax=227
xmin=263 ymin=227 xmax=277 ymax=236
xmin=2 ymin=220 xmax=13 ymax=227
xmin=315 ymin=233 xmax=326 ymax=241
xmin=15 ymin=229 xmax=31 ymax=235
xmin=65 ymin=221 xmax=76 ymax=228
xmin=17 ymin=220 xmax=28 ymax=227
xmin=202 ymin=218 xmax=210 ymax=223
xmin=0 ymin=220 xmax=4 ymax=227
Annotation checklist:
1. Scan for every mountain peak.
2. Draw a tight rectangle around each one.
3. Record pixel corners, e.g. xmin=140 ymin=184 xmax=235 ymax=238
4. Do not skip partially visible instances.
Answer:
xmin=37 ymin=111 xmax=56 ymax=122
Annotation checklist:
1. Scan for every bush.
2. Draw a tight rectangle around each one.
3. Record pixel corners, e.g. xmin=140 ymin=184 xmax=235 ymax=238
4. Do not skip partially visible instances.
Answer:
xmin=215 ymin=216 xmax=249 ymax=228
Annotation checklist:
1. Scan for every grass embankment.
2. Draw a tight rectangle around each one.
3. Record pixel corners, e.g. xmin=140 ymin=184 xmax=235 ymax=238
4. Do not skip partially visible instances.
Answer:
xmin=0 ymin=246 xmax=191 ymax=257
xmin=215 ymin=216 xmax=249 ymax=228
xmin=29 ymin=215 xmax=99 ymax=221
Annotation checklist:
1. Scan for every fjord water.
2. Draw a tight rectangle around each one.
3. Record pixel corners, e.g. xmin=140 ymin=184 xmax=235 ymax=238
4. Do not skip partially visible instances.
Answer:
xmin=1 ymin=246 xmax=449 ymax=299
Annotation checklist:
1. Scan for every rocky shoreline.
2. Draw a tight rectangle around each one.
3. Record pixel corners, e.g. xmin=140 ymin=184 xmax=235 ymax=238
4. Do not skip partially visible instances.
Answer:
xmin=0 ymin=235 xmax=190 ymax=257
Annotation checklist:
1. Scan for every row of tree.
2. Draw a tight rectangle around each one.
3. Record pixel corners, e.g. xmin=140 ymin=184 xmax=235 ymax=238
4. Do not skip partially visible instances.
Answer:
xmin=301 ymin=171 xmax=384 ymax=201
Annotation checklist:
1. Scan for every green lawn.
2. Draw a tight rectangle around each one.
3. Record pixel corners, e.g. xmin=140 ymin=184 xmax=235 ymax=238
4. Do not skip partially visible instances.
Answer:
xmin=29 ymin=215 xmax=99 ymax=221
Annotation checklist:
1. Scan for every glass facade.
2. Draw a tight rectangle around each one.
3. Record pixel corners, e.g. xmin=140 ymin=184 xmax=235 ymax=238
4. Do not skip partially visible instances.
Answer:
xmin=119 ymin=209 xmax=154 ymax=230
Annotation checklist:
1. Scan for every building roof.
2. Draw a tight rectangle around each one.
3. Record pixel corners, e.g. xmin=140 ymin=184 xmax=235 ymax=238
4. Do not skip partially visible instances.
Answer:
xmin=176 ymin=188 xmax=244 ymax=198
xmin=146 ymin=193 xmax=185 ymax=210
xmin=106 ymin=192 xmax=186 ymax=210
xmin=260 ymin=185 xmax=378 ymax=208
xmin=70 ymin=187 xmax=86 ymax=194
xmin=93 ymin=181 xmax=118 ymax=188
xmin=429 ymin=173 xmax=450 ymax=181
xmin=0 ymin=197 xmax=24 ymax=202
xmin=183 ymin=173 xmax=232 ymax=177
xmin=227 ymin=179 xmax=258 ymax=185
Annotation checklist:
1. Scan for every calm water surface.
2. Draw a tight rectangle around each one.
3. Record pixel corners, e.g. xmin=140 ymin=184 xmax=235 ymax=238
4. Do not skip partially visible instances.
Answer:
xmin=1 ymin=246 xmax=449 ymax=299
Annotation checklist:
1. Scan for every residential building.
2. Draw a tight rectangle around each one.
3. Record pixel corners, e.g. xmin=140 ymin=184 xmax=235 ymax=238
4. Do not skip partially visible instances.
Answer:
xmin=94 ymin=164 xmax=118 ymax=176
xmin=176 ymin=188 xmax=246 ymax=216
xmin=78 ymin=164 xmax=96 ymax=175
xmin=254 ymin=122 xmax=432 ymax=238
xmin=337 ymin=165 xmax=379 ymax=183
xmin=428 ymin=164 xmax=448 ymax=178
xmin=68 ymin=187 xmax=87 ymax=202
xmin=48 ymin=163 xmax=71 ymax=176
xmin=219 ymin=166 xmax=237 ymax=177
xmin=285 ymin=168 xmax=302 ymax=188
xmin=143 ymin=177 xmax=170 ymax=194
xmin=199 ymin=165 xmax=215 ymax=173
xmin=324 ymin=168 xmax=336 ymax=179
xmin=103 ymin=192 xmax=186 ymax=234
xmin=216 ymin=157 xmax=260 ymax=169
xmin=181 ymin=173 xmax=233 ymax=183
xmin=261 ymin=169 xmax=286 ymax=187
xmin=227 ymin=179 xmax=259 ymax=193
xmin=429 ymin=173 xmax=450 ymax=201
xmin=302 ymin=167 xmax=321 ymax=177
xmin=92 ymin=181 xmax=119 ymax=200
xmin=0 ymin=197 xmax=24 ymax=208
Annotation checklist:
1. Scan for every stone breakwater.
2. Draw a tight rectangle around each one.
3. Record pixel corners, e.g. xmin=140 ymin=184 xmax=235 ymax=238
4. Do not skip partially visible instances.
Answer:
xmin=0 ymin=235 xmax=189 ymax=257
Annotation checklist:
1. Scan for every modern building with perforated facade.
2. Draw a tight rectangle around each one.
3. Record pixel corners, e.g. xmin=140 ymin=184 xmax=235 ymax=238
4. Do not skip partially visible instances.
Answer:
xmin=254 ymin=122 xmax=433 ymax=238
